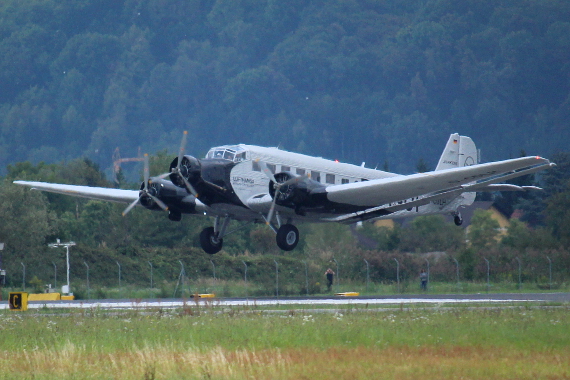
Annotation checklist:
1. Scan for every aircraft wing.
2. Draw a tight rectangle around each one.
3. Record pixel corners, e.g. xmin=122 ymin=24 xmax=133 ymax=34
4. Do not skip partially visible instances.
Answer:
xmin=325 ymin=156 xmax=552 ymax=208
xmin=13 ymin=181 xmax=140 ymax=204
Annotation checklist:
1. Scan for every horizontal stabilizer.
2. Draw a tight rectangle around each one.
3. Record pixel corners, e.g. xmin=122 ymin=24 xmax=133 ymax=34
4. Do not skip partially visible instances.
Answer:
xmin=475 ymin=184 xmax=543 ymax=192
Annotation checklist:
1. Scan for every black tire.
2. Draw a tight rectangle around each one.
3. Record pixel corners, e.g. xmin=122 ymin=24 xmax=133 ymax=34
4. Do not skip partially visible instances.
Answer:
xmin=454 ymin=214 xmax=463 ymax=226
xmin=199 ymin=226 xmax=223 ymax=254
xmin=168 ymin=210 xmax=182 ymax=221
xmin=276 ymin=224 xmax=299 ymax=251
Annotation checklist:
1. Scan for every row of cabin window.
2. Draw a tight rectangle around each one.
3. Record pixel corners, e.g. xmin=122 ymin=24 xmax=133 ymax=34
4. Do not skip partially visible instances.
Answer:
xmin=252 ymin=161 xmax=355 ymax=185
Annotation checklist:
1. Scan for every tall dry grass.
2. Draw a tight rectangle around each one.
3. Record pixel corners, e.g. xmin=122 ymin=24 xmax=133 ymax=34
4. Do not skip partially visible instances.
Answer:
xmin=3 ymin=345 xmax=569 ymax=379
xmin=0 ymin=307 xmax=569 ymax=379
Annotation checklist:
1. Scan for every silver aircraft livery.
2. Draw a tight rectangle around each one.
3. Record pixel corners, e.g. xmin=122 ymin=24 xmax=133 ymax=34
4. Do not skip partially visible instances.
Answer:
xmin=14 ymin=133 xmax=553 ymax=254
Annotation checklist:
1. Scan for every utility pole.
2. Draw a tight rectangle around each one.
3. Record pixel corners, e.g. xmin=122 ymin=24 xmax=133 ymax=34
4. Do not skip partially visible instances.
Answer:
xmin=0 ymin=243 xmax=4 ymax=300
xmin=48 ymin=240 xmax=76 ymax=295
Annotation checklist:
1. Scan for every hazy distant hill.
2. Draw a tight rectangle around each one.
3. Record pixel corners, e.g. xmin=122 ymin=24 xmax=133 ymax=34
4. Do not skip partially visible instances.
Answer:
xmin=1 ymin=0 xmax=568 ymax=176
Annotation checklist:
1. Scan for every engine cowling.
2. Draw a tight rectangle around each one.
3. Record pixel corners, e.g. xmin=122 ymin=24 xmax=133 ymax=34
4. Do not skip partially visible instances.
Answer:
xmin=139 ymin=178 xmax=197 ymax=213
xmin=269 ymin=172 xmax=325 ymax=209
xmin=169 ymin=155 xmax=201 ymax=189
xmin=139 ymin=180 xmax=162 ymax=209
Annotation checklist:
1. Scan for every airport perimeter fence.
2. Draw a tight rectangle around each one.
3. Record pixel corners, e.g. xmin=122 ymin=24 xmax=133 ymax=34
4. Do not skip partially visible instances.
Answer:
xmin=2 ymin=247 xmax=569 ymax=299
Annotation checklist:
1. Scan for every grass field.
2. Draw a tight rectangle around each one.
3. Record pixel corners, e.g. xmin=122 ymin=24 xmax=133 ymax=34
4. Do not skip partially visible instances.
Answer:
xmin=1 ymin=305 xmax=569 ymax=379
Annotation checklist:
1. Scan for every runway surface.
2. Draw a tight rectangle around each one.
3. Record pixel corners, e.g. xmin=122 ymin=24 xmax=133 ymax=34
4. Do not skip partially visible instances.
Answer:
xmin=2 ymin=292 xmax=568 ymax=310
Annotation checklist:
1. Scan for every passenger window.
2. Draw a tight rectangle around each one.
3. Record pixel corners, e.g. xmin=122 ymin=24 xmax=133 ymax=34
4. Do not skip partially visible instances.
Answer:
xmin=267 ymin=164 xmax=276 ymax=173
xmin=296 ymin=168 xmax=305 ymax=176
xmin=326 ymin=174 xmax=335 ymax=184
xmin=282 ymin=165 xmax=290 ymax=172
xmin=341 ymin=178 xmax=349 ymax=184
xmin=311 ymin=171 xmax=321 ymax=182
xmin=252 ymin=161 xmax=261 ymax=171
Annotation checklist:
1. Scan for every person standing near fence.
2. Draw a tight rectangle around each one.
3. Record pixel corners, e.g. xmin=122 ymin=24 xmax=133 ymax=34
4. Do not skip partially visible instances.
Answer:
xmin=325 ymin=268 xmax=335 ymax=291
xmin=420 ymin=269 xmax=428 ymax=291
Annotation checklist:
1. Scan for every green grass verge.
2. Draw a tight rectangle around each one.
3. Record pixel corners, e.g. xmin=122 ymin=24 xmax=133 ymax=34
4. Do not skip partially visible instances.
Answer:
xmin=0 ymin=306 xmax=569 ymax=379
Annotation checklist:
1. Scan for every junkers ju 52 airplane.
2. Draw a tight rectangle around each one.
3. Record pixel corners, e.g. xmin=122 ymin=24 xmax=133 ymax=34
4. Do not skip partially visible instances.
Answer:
xmin=14 ymin=133 xmax=553 ymax=254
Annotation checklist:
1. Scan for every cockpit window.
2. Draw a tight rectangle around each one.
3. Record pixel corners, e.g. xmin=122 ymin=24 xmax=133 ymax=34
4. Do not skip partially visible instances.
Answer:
xmin=206 ymin=146 xmax=248 ymax=162
xmin=223 ymin=150 xmax=235 ymax=160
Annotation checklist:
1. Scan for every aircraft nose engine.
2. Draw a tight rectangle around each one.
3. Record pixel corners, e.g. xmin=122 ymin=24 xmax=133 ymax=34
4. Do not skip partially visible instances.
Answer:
xmin=169 ymin=155 xmax=201 ymax=189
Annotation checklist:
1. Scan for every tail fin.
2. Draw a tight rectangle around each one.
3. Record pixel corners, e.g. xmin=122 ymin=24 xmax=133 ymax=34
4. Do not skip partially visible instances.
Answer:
xmin=436 ymin=133 xmax=479 ymax=171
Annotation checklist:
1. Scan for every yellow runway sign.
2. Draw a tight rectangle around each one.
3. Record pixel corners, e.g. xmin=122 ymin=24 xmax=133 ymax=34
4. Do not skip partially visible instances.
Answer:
xmin=9 ymin=292 xmax=28 ymax=311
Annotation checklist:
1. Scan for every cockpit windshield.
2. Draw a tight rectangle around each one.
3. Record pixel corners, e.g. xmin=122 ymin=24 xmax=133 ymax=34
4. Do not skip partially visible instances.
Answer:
xmin=205 ymin=145 xmax=247 ymax=162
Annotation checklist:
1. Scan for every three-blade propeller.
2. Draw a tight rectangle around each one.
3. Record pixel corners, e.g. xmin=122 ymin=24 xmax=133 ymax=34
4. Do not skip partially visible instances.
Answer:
xmin=122 ymin=154 xmax=169 ymax=216
xmin=158 ymin=131 xmax=200 ymax=197
xmin=258 ymin=160 xmax=302 ymax=225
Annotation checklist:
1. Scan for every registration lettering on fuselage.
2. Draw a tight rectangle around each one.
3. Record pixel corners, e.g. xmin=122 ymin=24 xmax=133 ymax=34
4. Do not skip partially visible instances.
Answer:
xmin=432 ymin=198 xmax=449 ymax=206
xmin=232 ymin=176 xmax=256 ymax=187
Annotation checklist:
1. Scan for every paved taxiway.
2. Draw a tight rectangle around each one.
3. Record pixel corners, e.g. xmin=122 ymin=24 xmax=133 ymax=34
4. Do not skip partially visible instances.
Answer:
xmin=2 ymin=293 xmax=568 ymax=310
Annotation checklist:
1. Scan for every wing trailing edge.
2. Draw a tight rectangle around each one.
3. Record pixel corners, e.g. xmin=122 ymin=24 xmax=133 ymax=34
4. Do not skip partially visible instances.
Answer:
xmin=325 ymin=156 xmax=551 ymax=207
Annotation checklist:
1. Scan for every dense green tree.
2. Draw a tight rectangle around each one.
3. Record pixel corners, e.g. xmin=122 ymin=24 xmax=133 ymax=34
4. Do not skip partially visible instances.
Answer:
xmin=501 ymin=219 xmax=558 ymax=250
xmin=513 ymin=151 xmax=570 ymax=226
xmin=399 ymin=215 xmax=464 ymax=252
xmin=545 ymin=183 xmax=570 ymax=247
xmin=357 ymin=223 xmax=401 ymax=252
xmin=0 ymin=180 xmax=54 ymax=261
xmin=467 ymin=209 xmax=500 ymax=250
xmin=303 ymin=223 xmax=357 ymax=264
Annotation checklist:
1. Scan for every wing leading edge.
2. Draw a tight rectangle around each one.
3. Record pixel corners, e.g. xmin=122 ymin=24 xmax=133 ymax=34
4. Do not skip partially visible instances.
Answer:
xmin=13 ymin=181 xmax=141 ymax=204
xmin=14 ymin=180 xmax=211 ymax=214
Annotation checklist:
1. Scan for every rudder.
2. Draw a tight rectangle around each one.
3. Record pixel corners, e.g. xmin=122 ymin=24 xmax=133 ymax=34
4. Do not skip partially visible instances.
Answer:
xmin=436 ymin=133 xmax=479 ymax=171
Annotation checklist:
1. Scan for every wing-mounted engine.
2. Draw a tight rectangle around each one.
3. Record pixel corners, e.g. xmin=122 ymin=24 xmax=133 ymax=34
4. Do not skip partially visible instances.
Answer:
xmin=138 ymin=178 xmax=197 ymax=214
xmin=139 ymin=180 xmax=163 ymax=210
xmin=169 ymin=155 xmax=201 ymax=190
xmin=268 ymin=171 xmax=326 ymax=211
xmin=122 ymin=153 xmax=198 ymax=220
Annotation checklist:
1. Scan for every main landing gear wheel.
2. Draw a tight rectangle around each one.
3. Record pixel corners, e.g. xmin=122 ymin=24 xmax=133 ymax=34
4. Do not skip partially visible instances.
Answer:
xmin=276 ymin=224 xmax=299 ymax=251
xmin=454 ymin=213 xmax=463 ymax=226
xmin=168 ymin=210 xmax=182 ymax=221
xmin=200 ymin=226 xmax=223 ymax=254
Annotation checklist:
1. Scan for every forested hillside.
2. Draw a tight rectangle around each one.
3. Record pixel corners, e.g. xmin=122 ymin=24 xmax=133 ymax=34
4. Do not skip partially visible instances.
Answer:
xmin=1 ymin=0 xmax=569 ymax=176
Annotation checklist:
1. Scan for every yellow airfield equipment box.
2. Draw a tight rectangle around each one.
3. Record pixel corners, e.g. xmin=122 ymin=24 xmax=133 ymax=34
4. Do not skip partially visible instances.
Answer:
xmin=195 ymin=293 xmax=216 ymax=298
xmin=26 ymin=293 xmax=75 ymax=301
xmin=28 ymin=293 xmax=61 ymax=301
xmin=335 ymin=292 xmax=360 ymax=297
